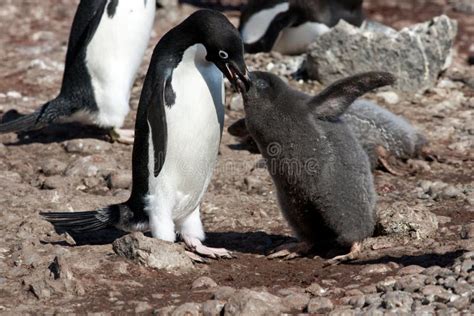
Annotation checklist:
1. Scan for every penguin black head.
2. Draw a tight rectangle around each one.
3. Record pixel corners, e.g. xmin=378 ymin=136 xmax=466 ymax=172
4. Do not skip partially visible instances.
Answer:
xmin=184 ymin=10 xmax=251 ymax=91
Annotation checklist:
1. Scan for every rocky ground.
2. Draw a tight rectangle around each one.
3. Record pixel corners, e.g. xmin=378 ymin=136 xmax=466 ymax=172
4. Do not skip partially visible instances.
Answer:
xmin=0 ymin=0 xmax=473 ymax=314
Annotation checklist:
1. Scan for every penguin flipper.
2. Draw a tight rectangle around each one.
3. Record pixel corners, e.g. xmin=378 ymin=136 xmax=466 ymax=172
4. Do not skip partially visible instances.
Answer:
xmin=308 ymin=72 xmax=396 ymax=120
xmin=65 ymin=0 xmax=107 ymax=69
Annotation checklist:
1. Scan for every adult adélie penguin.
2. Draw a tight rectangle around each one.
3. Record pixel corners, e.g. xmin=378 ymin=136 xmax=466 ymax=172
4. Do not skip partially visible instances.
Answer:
xmin=0 ymin=0 xmax=156 ymax=143
xmin=42 ymin=10 xmax=251 ymax=260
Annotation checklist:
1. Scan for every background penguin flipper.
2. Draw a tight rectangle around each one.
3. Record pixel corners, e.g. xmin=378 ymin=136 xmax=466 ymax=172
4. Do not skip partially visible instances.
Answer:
xmin=244 ymin=10 xmax=299 ymax=53
xmin=308 ymin=72 xmax=396 ymax=119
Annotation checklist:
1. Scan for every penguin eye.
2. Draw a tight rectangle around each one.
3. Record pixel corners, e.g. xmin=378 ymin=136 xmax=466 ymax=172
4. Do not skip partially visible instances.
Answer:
xmin=218 ymin=50 xmax=229 ymax=60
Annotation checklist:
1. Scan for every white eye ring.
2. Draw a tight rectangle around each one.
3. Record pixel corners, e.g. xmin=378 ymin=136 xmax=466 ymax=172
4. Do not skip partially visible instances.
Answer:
xmin=219 ymin=50 xmax=229 ymax=59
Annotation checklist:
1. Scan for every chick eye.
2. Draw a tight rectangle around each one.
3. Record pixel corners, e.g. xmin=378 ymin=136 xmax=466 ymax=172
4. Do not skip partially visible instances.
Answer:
xmin=219 ymin=50 xmax=229 ymax=59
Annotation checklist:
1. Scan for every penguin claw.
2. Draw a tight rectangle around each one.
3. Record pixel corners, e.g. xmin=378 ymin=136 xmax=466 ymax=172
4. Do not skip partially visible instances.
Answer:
xmin=375 ymin=146 xmax=405 ymax=176
xmin=185 ymin=250 xmax=209 ymax=263
xmin=110 ymin=128 xmax=135 ymax=145
xmin=267 ymin=241 xmax=310 ymax=260
xmin=182 ymin=236 xmax=233 ymax=260
xmin=324 ymin=242 xmax=361 ymax=266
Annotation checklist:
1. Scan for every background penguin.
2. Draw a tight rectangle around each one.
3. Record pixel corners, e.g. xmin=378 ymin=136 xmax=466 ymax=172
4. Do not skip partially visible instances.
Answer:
xmin=241 ymin=71 xmax=395 ymax=262
xmin=228 ymin=98 xmax=429 ymax=175
xmin=240 ymin=0 xmax=365 ymax=54
xmin=42 ymin=10 xmax=250 ymax=260
xmin=0 ymin=0 xmax=156 ymax=143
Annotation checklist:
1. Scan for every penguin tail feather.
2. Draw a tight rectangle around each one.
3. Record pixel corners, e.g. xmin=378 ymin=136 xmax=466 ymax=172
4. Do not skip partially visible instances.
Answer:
xmin=40 ymin=208 xmax=116 ymax=233
xmin=0 ymin=111 xmax=41 ymax=133
xmin=0 ymin=98 xmax=74 ymax=134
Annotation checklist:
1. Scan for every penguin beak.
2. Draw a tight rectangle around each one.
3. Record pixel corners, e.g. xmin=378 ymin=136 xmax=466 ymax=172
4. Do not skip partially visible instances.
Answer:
xmin=222 ymin=62 xmax=251 ymax=93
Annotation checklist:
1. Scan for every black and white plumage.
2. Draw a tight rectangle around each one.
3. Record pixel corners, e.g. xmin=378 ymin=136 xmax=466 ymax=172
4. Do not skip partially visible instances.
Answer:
xmin=228 ymin=99 xmax=428 ymax=172
xmin=240 ymin=0 xmax=369 ymax=54
xmin=241 ymin=71 xmax=395 ymax=262
xmin=42 ymin=10 xmax=250 ymax=259
xmin=0 ymin=0 xmax=156 ymax=143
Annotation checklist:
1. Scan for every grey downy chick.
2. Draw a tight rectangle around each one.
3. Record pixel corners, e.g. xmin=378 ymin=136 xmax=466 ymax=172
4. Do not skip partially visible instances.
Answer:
xmin=229 ymin=95 xmax=428 ymax=175
xmin=242 ymin=71 xmax=395 ymax=263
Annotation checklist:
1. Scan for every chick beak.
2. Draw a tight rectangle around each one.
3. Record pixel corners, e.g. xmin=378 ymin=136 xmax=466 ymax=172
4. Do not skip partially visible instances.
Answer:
xmin=225 ymin=62 xmax=251 ymax=93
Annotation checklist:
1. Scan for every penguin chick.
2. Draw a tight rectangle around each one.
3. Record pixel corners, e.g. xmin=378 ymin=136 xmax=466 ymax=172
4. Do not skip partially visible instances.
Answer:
xmin=240 ymin=0 xmax=365 ymax=54
xmin=0 ymin=0 xmax=156 ymax=143
xmin=228 ymin=98 xmax=429 ymax=174
xmin=42 ymin=10 xmax=250 ymax=261
xmin=242 ymin=71 xmax=396 ymax=263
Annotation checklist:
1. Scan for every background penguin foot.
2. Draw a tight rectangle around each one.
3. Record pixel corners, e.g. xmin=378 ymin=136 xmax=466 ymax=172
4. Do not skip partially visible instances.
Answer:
xmin=375 ymin=146 xmax=405 ymax=176
xmin=182 ymin=235 xmax=233 ymax=260
xmin=109 ymin=128 xmax=135 ymax=145
xmin=267 ymin=241 xmax=312 ymax=260
xmin=324 ymin=242 xmax=361 ymax=266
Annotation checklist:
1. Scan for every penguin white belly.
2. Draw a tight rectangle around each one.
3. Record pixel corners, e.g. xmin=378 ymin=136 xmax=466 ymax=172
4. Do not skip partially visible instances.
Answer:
xmin=273 ymin=22 xmax=329 ymax=55
xmin=241 ymin=3 xmax=289 ymax=44
xmin=86 ymin=0 xmax=156 ymax=128
xmin=148 ymin=44 xmax=225 ymax=223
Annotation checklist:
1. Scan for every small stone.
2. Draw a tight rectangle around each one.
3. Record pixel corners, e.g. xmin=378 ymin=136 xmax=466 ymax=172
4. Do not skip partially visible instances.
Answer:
xmin=441 ymin=185 xmax=462 ymax=199
xmin=155 ymin=305 xmax=176 ymax=316
xmin=398 ymin=265 xmax=426 ymax=275
xmin=0 ymin=171 xmax=22 ymax=183
xmin=282 ymin=293 xmax=310 ymax=311
xmin=447 ymin=295 xmax=469 ymax=310
xmin=6 ymin=91 xmax=22 ymax=99
xmin=382 ymin=291 xmax=414 ymax=310
xmin=65 ymin=155 xmax=117 ymax=178
xmin=135 ymin=301 xmax=152 ymax=313
xmin=191 ymin=276 xmax=218 ymax=290
xmin=341 ymin=295 xmax=365 ymax=308
xmin=202 ymin=300 xmax=225 ymax=316
xmin=40 ymin=159 xmax=68 ymax=176
xmin=243 ymin=176 xmax=264 ymax=194
xmin=42 ymin=176 xmax=66 ymax=190
xmin=377 ymin=91 xmax=400 ymax=104
xmin=212 ymin=286 xmax=236 ymax=301
xmin=394 ymin=275 xmax=426 ymax=292
xmin=64 ymin=139 xmax=112 ymax=154
xmin=305 ymin=282 xmax=327 ymax=296
xmin=224 ymin=289 xmax=285 ymax=316
xmin=360 ymin=264 xmax=392 ymax=275
xmin=422 ymin=285 xmax=445 ymax=297
xmin=460 ymin=223 xmax=474 ymax=239
xmin=307 ymin=297 xmax=334 ymax=314
xmin=112 ymin=232 xmax=194 ymax=274
xmin=376 ymin=277 xmax=397 ymax=292
xmin=171 ymin=303 xmax=201 ymax=316
xmin=107 ymin=171 xmax=132 ymax=190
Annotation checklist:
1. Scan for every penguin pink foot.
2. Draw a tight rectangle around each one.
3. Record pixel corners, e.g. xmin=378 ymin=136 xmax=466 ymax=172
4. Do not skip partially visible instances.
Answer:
xmin=375 ymin=145 xmax=405 ymax=176
xmin=325 ymin=242 xmax=362 ymax=266
xmin=110 ymin=128 xmax=135 ymax=145
xmin=267 ymin=241 xmax=313 ymax=260
xmin=182 ymin=235 xmax=233 ymax=261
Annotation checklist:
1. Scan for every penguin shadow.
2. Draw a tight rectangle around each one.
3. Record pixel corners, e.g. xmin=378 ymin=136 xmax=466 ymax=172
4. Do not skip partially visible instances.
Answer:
xmin=42 ymin=227 xmax=127 ymax=247
xmin=349 ymin=249 xmax=466 ymax=268
xmin=1 ymin=110 xmax=111 ymax=146
xmin=203 ymin=231 xmax=296 ymax=255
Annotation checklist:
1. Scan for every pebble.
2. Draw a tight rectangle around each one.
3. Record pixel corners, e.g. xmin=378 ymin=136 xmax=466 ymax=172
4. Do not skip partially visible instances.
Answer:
xmin=360 ymin=264 xmax=392 ymax=275
xmin=64 ymin=139 xmax=112 ymax=154
xmin=460 ymin=223 xmax=474 ymax=239
xmin=201 ymin=300 xmax=225 ymax=316
xmin=212 ymin=286 xmax=236 ymax=301
xmin=281 ymin=293 xmax=310 ymax=311
xmin=305 ymin=282 xmax=327 ymax=296
xmin=397 ymin=265 xmax=426 ymax=275
xmin=6 ymin=91 xmax=22 ymax=99
xmin=65 ymin=155 xmax=117 ymax=178
xmin=191 ymin=277 xmax=217 ymax=290
xmin=228 ymin=94 xmax=243 ymax=111
xmin=382 ymin=291 xmax=414 ymax=310
xmin=107 ymin=171 xmax=132 ymax=190
xmin=171 ymin=303 xmax=201 ymax=316
xmin=307 ymin=297 xmax=334 ymax=314
xmin=224 ymin=289 xmax=285 ymax=315
xmin=40 ymin=159 xmax=68 ymax=176
xmin=377 ymin=91 xmax=400 ymax=104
